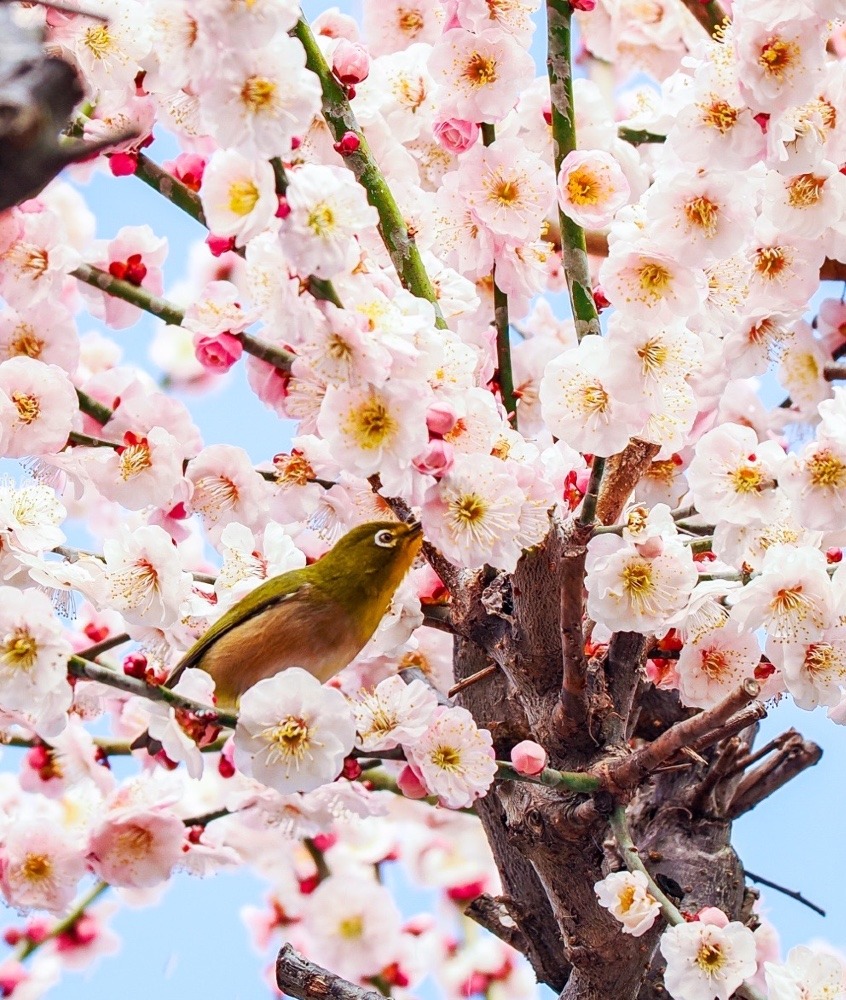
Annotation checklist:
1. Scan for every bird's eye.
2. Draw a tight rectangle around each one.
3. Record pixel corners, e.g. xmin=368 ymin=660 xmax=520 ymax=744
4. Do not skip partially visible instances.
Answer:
xmin=374 ymin=529 xmax=397 ymax=548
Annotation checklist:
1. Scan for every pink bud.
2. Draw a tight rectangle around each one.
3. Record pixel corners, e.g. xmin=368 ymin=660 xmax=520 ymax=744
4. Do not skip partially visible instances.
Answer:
xmin=162 ymin=152 xmax=206 ymax=192
xmin=510 ymin=740 xmax=548 ymax=776
xmin=108 ymin=151 xmax=138 ymax=176
xmin=332 ymin=39 xmax=370 ymax=85
xmin=123 ymin=652 xmax=148 ymax=679
xmin=206 ymin=233 xmax=236 ymax=257
xmin=412 ymin=439 xmax=455 ymax=477
xmin=696 ymin=907 xmax=730 ymax=928
xmin=397 ymin=765 xmax=429 ymax=799
xmin=569 ymin=0 xmax=596 ymax=9
xmin=593 ymin=285 xmax=611 ymax=311
xmin=433 ymin=118 xmax=480 ymax=155
xmin=634 ymin=537 xmax=663 ymax=559
xmin=333 ymin=131 xmax=361 ymax=156
xmin=426 ymin=400 xmax=459 ymax=437
xmin=574 ymin=469 xmax=591 ymax=495
xmin=276 ymin=196 xmax=291 ymax=219
xmin=313 ymin=8 xmax=360 ymax=40
xmin=194 ymin=332 xmax=243 ymax=373
xmin=446 ymin=878 xmax=486 ymax=903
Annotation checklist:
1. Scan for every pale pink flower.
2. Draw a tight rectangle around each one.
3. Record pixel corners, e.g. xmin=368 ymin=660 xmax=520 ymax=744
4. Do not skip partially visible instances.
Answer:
xmin=765 ymin=945 xmax=846 ymax=1000
xmin=455 ymin=0 xmax=538 ymax=44
xmin=539 ymin=336 xmax=644 ymax=458
xmin=354 ymin=675 xmax=439 ymax=752
xmin=768 ymin=634 xmax=846 ymax=711
xmin=0 ymin=210 xmax=78 ymax=308
xmin=332 ymin=38 xmax=370 ymax=84
xmin=600 ymin=248 xmax=706 ymax=320
xmin=733 ymin=14 xmax=825 ymax=114
xmin=668 ymin=87 xmax=766 ymax=172
xmin=198 ymin=40 xmax=321 ymax=158
xmin=730 ymin=544 xmax=834 ymax=644
xmin=406 ymin=706 xmax=496 ymax=809
xmin=0 ymin=587 xmax=73 ymax=737
xmin=234 ymin=668 xmax=356 ymax=795
xmin=433 ymin=170 xmax=496 ymax=277
xmin=198 ymin=0 xmax=299 ymax=44
xmin=316 ymin=381 xmax=430 ymax=492
xmin=0 ymin=823 xmax=85 ymax=914
xmin=282 ymin=165 xmax=379 ymax=279
xmin=0 ymin=302 xmax=79 ymax=372
xmin=0 ymin=482 xmax=66 ymax=557
xmin=585 ymin=535 xmax=698 ymax=634
xmin=182 ymin=280 xmax=252 ymax=338
xmin=557 ymin=150 xmax=630 ymax=230
xmin=82 ymin=226 xmax=168 ymax=330
xmin=594 ymin=870 xmax=660 ymax=938
xmin=686 ymin=423 xmax=785 ymax=526
xmin=778 ymin=321 xmax=832 ymax=413
xmin=645 ymin=171 xmax=755 ymax=267
xmin=420 ymin=454 xmax=524 ymax=572
xmin=296 ymin=303 xmax=394 ymax=388
xmin=86 ymin=808 xmax=186 ymax=889
xmin=677 ymin=622 xmax=761 ymax=710
xmin=185 ymin=444 xmax=268 ymax=541
xmin=214 ymin=522 xmax=306 ymax=605
xmin=428 ymin=28 xmax=534 ymax=123
xmin=0 ymin=358 xmax=78 ymax=459
xmin=510 ymin=740 xmax=547 ymax=777
xmin=660 ymin=918 xmax=757 ymax=1000
xmin=363 ymin=0 xmax=443 ymax=55
xmin=303 ymin=876 xmax=403 ymax=980
xmin=780 ymin=437 xmax=846 ymax=531
xmin=761 ymin=163 xmax=846 ymax=241
xmin=459 ymin=138 xmax=554 ymax=241
xmin=605 ymin=314 xmax=701 ymax=402
xmin=747 ymin=239 xmax=825 ymax=313
xmin=103 ymin=525 xmax=193 ymax=630
xmin=200 ymin=150 xmax=277 ymax=248
xmin=82 ymin=427 xmax=187 ymax=512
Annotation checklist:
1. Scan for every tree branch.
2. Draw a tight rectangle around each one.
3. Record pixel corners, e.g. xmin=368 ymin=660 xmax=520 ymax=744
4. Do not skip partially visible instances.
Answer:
xmin=276 ymin=944 xmax=384 ymax=1000
xmin=727 ymin=733 xmax=822 ymax=818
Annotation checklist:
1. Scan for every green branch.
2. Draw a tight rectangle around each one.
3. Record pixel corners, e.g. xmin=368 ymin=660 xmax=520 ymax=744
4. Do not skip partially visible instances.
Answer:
xmin=578 ymin=457 xmax=606 ymax=528
xmin=617 ymin=127 xmax=666 ymax=145
xmin=545 ymin=0 xmax=600 ymax=341
xmin=135 ymin=153 xmax=206 ymax=226
xmin=75 ymin=388 xmax=114 ymax=426
xmin=481 ymin=123 xmax=517 ymax=427
xmin=495 ymin=761 xmax=600 ymax=793
xmin=293 ymin=17 xmax=446 ymax=329
xmin=72 ymin=264 xmax=295 ymax=372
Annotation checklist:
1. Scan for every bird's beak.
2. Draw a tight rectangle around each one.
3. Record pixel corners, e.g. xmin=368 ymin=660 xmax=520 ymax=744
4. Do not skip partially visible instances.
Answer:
xmin=407 ymin=520 xmax=423 ymax=536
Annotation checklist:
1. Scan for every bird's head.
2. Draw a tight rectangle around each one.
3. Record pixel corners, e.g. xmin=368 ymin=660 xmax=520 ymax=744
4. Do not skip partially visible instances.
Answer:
xmin=320 ymin=520 xmax=424 ymax=605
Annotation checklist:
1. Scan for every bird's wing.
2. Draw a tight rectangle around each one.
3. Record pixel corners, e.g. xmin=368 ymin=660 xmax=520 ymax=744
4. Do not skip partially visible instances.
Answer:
xmin=166 ymin=570 xmax=313 ymax=687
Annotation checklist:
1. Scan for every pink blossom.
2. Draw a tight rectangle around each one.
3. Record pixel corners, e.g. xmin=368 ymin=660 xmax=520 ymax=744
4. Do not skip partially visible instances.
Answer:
xmin=86 ymin=808 xmax=186 ymax=889
xmin=0 ymin=358 xmax=78 ymax=459
xmin=332 ymin=39 xmax=370 ymax=84
xmin=557 ymin=150 xmax=630 ymax=229
xmin=412 ymin=439 xmax=455 ymax=477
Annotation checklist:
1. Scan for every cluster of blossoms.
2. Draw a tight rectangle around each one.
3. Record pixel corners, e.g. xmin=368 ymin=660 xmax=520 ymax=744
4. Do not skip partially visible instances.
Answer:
xmin=0 ymin=0 xmax=844 ymax=995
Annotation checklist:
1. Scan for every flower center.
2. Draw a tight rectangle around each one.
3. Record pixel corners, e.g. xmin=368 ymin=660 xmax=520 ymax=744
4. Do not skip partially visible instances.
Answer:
xmin=241 ymin=76 xmax=277 ymax=112
xmin=695 ymin=940 xmax=726 ymax=973
xmin=431 ymin=744 xmax=462 ymax=770
xmin=622 ymin=561 xmax=654 ymax=599
xmin=637 ymin=338 xmax=669 ymax=374
xmin=758 ymin=37 xmax=798 ymax=80
xmin=618 ymin=884 xmax=636 ymax=913
xmin=804 ymin=643 xmax=838 ymax=677
xmin=580 ymin=382 xmax=609 ymax=415
xmin=338 ymin=915 xmax=364 ymax=939
xmin=84 ymin=25 xmax=113 ymax=58
xmin=730 ymin=464 xmax=763 ymax=494
xmin=787 ymin=173 xmax=826 ymax=209
xmin=8 ymin=324 xmax=43 ymax=359
xmin=807 ymin=449 xmax=846 ymax=489
xmin=397 ymin=8 xmax=424 ymax=34
xmin=307 ymin=203 xmax=336 ymax=237
xmin=638 ymin=263 xmax=672 ymax=298
xmin=754 ymin=246 xmax=788 ymax=278
xmin=1 ymin=629 xmax=38 ymax=670
xmin=566 ymin=169 xmax=601 ymax=206
xmin=118 ymin=439 xmax=153 ymax=481
xmin=700 ymin=648 xmax=729 ymax=679
xmin=451 ymin=494 xmax=487 ymax=525
xmin=348 ymin=398 xmax=396 ymax=449
xmin=228 ymin=180 xmax=260 ymax=217
xmin=264 ymin=717 xmax=312 ymax=764
xmin=115 ymin=825 xmax=154 ymax=859
xmin=683 ymin=196 xmax=719 ymax=236
xmin=274 ymin=451 xmax=315 ymax=487
xmin=11 ymin=391 xmax=40 ymax=424
xmin=465 ymin=52 xmax=497 ymax=86
xmin=700 ymin=99 xmax=739 ymax=134
xmin=21 ymin=853 xmax=53 ymax=883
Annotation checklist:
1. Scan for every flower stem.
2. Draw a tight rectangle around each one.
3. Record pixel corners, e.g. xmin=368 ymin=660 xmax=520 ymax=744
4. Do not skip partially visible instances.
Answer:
xmin=481 ymin=123 xmax=517 ymax=427
xmin=617 ymin=127 xmax=666 ymax=145
xmin=293 ymin=17 xmax=446 ymax=329
xmin=17 ymin=881 xmax=109 ymax=960
xmin=135 ymin=153 xmax=206 ymax=226
xmin=545 ymin=0 xmax=600 ymax=341
xmin=68 ymin=655 xmax=238 ymax=729
xmin=75 ymin=388 xmax=114 ymax=426
xmin=72 ymin=264 xmax=295 ymax=372
xmin=577 ymin=456 xmax=606 ymax=528
xmin=495 ymin=761 xmax=600 ymax=793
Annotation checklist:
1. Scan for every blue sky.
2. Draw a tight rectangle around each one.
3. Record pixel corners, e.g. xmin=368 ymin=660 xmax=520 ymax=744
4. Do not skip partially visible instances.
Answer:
xmin=1 ymin=1 xmax=844 ymax=995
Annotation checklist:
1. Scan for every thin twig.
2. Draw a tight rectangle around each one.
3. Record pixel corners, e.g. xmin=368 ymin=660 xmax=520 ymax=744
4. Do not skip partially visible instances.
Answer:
xmin=277 ymin=944 xmax=385 ymax=1000
xmin=448 ymin=663 xmax=498 ymax=698
xmin=743 ymin=870 xmax=826 ymax=918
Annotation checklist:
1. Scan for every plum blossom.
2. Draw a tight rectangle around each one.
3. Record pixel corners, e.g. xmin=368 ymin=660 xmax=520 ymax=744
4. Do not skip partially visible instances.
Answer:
xmin=677 ymin=622 xmax=762 ymax=710
xmin=200 ymin=151 xmax=278 ymax=247
xmin=600 ymin=248 xmax=706 ymax=321
xmin=82 ymin=427 xmax=187 ymax=511
xmin=768 ymin=635 xmax=846 ymax=711
xmin=406 ymin=706 xmax=496 ymax=809
xmin=0 ymin=302 xmax=79 ymax=372
xmin=0 ymin=822 xmax=86 ymax=914
xmin=660 ymin=916 xmax=757 ymax=1000
xmin=557 ymin=150 xmax=630 ymax=230
xmin=144 ymin=669 xmax=219 ymax=779
xmin=0 ymin=358 xmax=79 ymax=459
xmin=86 ymin=807 xmax=186 ymax=889
xmin=594 ymin=870 xmax=660 ymax=938
xmin=765 ymin=945 xmax=846 ymax=1000
xmin=353 ymin=675 xmax=439 ymax=752
xmin=234 ymin=669 xmax=356 ymax=794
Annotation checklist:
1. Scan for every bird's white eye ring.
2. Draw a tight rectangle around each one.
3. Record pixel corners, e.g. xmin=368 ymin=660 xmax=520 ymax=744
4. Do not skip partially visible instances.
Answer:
xmin=375 ymin=529 xmax=396 ymax=548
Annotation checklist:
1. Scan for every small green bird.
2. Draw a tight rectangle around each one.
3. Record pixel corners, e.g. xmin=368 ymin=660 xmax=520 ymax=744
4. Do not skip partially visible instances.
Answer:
xmin=167 ymin=519 xmax=423 ymax=709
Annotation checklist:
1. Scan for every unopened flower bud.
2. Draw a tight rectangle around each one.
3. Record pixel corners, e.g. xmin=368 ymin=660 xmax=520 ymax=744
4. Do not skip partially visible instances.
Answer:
xmin=194 ymin=332 xmax=243 ymax=373
xmin=397 ymin=764 xmax=429 ymax=799
xmin=569 ymin=0 xmax=596 ymax=9
xmin=510 ymin=740 xmax=547 ymax=776
xmin=433 ymin=117 xmax=479 ymax=155
xmin=206 ymin=233 xmax=236 ymax=257
xmin=123 ymin=652 xmax=148 ymax=678
xmin=332 ymin=39 xmax=370 ymax=85
xmin=696 ymin=906 xmax=730 ymax=927
xmin=333 ymin=131 xmax=361 ymax=156
xmin=413 ymin=439 xmax=455 ymax=477
xmin=109 ymin=151 xmax=138 ymax=176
